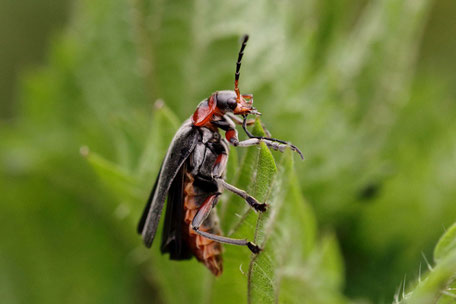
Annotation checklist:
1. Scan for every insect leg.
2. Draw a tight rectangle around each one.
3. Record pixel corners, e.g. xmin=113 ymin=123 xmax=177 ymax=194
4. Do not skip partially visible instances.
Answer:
xmin=235 ymin=138 xmax=284 ymax=150
xmin=235 ymin=137 xmax=304 ymax=159
xmin=225 ymin=113 xmax=255 ymax=126
xmin=225 ymin=113 xmax=272 ymax=137
xmin=240 ymin=116 xmax=303 ymax=159
xmin=192 ymin=194 xmax=261 ymax=254
xmin=216 ymin=178 xmax=267 ymax=212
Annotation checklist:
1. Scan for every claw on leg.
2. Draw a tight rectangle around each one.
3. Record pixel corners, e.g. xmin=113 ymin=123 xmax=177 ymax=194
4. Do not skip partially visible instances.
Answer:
xmin=246 ymin=197 xmax=268 ymax=212
xmin=217 ymin=179 xmax=268 ymax=213
xmin=247 ymin=242 xmax=262 ymax=254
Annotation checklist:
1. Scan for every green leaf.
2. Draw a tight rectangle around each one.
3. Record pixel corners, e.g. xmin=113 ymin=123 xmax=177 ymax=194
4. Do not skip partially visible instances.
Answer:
xmin=316 ymin=234 xmax=344 ymax=291
xmin=393 ymin=221 xmax=456 ymax=303
xmin=400 ymin=251 xmax=456 ymax=304
xmin=82 ymin=147 xmax=142 ymax=203
xmin=434 ymin=223 xmax=456 ymax=263
xmin=248 ymin=151 xmax=340 ymax=303
xmin=136 ymin=100 xmax=181 ymax=180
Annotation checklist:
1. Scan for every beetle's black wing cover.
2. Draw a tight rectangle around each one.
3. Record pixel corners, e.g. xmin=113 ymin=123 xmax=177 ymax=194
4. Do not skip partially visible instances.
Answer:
xmin=160 ymin=163 xmax=193 ymax=260
xmin=137 ymin=165 xmax=161 ymax=235
xmin=138 ymin=119 xmax=199 ymax=248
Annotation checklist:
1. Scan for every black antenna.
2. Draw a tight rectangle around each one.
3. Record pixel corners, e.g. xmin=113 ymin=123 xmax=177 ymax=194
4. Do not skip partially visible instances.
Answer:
xmin=235 ymin=34 xmax=249 ymax=101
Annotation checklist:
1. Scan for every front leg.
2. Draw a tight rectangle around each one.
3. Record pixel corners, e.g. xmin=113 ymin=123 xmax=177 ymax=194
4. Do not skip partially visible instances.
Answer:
xmin=225 ymin=112 xmax=255 ymax=126
xmin=226 ymin=113 xmax=272 ymax=137
xmin=224 ymin=126 xmax=299 ymax=156
xmin=235 ymin=137 xmax=304 ymax=159
xmin=213 ymin=114 xmax=303 ymax=158
xmin=236 ymin=138 xmax=284 ymax=151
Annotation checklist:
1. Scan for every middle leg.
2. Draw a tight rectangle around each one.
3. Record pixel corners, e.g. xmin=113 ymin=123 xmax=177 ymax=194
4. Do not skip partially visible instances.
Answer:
xmin=216 ymin=178 xmax=268 ymax=212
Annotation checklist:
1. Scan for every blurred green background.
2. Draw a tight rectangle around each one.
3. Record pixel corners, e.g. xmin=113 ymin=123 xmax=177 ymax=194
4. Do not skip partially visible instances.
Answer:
xmin=2 ymin=0 xmax=456 ymax=303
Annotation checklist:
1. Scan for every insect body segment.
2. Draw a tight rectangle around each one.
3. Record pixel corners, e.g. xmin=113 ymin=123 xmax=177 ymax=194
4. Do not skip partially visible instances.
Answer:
xmin=138 ymin=35 xmax=303 ymax=276
xmin=183 ymin=171 xmax=223 ymax=276
xmin=192 ymin=95 xmax=217 ymax=126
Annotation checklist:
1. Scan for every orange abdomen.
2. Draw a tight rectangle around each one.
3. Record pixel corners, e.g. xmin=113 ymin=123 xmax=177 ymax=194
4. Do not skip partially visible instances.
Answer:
xmin=183 ymin=172 xmax=223 ymax=276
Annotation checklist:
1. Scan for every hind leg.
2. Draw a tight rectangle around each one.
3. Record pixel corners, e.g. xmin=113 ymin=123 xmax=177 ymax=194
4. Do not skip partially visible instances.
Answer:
xmin=191 ymin=194 xmax=261 ymax=254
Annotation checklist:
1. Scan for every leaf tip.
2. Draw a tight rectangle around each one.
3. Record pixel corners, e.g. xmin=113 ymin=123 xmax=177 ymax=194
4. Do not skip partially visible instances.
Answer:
xmin=79 ymin=145 xmax=90 ymax=158
xmin=154 ymin=99 xmax=164 ymax=109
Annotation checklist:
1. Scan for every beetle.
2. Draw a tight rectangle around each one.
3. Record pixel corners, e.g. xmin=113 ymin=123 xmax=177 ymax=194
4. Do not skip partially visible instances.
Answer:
xmin=137 ymin=35 xmax=303 ymax=276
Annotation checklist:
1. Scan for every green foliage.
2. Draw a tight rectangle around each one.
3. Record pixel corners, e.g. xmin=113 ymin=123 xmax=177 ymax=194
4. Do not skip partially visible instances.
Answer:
xmin=3 ymin=0 xmax=456 ymax=303
xmin=77 ymin=104 xmax=347 ymax=303
xmin=434 ymin=224 xmax=456 ymax=263
xmin=394 ymin=223 xmax=456 ymax=304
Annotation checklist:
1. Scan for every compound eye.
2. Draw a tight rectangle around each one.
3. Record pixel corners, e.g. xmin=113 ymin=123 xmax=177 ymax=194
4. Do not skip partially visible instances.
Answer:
xmin=227 ymin=98 xmax=237 ymax=110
